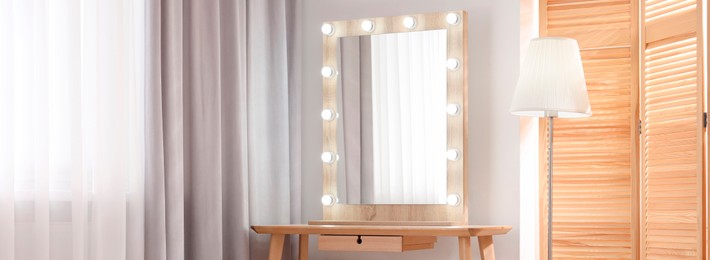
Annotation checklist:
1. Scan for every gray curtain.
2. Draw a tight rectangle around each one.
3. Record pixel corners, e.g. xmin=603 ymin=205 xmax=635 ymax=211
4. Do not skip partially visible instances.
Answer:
xmin=144 ymin=0 xmax=301 ymax=259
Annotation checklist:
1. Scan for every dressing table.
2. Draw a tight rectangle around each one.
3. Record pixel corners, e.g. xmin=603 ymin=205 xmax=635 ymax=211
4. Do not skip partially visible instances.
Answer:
xmin=252 ymin=11 xmax=511 ymax=260
xmin=252 ymin=225 xmax=510 ymax=260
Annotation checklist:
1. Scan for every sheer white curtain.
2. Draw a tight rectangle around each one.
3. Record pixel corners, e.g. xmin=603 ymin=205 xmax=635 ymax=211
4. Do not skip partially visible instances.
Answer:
xmin=0 ymin=1 xmax=146 ymax=259
xmin=370 ymin=30 xmax=448 ymax=204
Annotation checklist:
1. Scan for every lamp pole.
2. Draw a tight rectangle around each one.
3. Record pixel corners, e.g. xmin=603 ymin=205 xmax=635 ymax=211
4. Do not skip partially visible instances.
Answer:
xmin=546 ymin=116 xmax=554 ymax=260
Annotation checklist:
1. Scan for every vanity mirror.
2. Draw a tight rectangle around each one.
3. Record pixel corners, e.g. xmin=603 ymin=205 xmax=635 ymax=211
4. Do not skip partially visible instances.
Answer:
xmin=335 ymin=29 xmax=448 ymax=205
xmin=319 ymin=11 xmax=468 ymax=224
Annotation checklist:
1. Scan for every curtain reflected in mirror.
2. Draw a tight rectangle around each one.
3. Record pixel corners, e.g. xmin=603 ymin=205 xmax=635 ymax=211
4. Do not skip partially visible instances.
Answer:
xmin=336 ymin=30 xmax=447 ymax=205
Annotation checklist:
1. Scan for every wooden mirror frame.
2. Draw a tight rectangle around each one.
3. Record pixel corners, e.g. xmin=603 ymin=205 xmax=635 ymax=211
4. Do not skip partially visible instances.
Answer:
xmin=318 ymin=11 xmax=468 ymax=225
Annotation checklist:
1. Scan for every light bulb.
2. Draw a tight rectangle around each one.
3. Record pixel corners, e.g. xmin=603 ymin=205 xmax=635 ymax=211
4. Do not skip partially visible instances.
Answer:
xmin=446 ymin=149 xmax=460 ymax=161
xmin=321 ymin=109 xmax=337 ymax=121
xmin=446 ymin=58 xmax=460 ymax=70
xmin=446 ymin=104 xmax=461 ymax=116
xmin=361 ymin=20 xmax=375 ymax=32
xmin=403 ymin=16 xmax=416 ymax=29
xmin=321 ymin=152 xmax=338 ymax=163
xmin=321 ymin=23 xmax=335 ymax=36
xmin=446 ymin=13 xmax=460 ymax=25
xmin=321 ymin=194 xmax=336 ymax=206
xmin=447 ymin=194 xmax=461 ymax=206
xmin=321 ymin=66 xmax=336 ymax=78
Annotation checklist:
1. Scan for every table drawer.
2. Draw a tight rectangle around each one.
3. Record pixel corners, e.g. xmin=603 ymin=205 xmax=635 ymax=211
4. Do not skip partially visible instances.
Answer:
xmin=318 ymin=235 xmax=436 ymax=252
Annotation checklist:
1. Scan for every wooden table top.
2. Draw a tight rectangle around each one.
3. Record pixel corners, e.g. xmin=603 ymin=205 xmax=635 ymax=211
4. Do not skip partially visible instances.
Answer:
xmin=251 ymin=224 xmax=512 ymax=237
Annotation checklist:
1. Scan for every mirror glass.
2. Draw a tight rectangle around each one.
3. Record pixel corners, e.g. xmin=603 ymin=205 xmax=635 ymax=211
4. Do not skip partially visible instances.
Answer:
xmin=335 ymin=29 xmax=448 ymax=205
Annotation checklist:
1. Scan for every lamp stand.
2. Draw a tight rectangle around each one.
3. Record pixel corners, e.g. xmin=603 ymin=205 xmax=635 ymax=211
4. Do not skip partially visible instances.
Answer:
xmin=546 ymin=116 xmax=554 ymax=260
xmin=510 ymin=37 xmax=590 ymax=260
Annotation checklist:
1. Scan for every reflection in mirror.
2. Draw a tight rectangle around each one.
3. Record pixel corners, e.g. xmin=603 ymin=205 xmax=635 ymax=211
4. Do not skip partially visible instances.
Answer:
xmin=335 ymin=30 xmax=448 ymax=205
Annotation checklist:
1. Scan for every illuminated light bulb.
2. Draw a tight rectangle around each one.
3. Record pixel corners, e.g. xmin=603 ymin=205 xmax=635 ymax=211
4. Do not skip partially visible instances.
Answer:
xmin=446 ymin=13 xmax=460 ymax=25
xmin=361 ymin=20 xmax=375 ymax=32
xmin=446 ymin=58 xmax=460 ymax=70
xmin=321 ymin=66 xmax=336 ymax=78
xmin=321 ymin=23 xmax=335 ymax=36
xmin=446 ymin=104 xmax=461 ymax=116
xmin=447 ymin=194 xmax=461 ymax=206
xmin=321 ymin=109 xmax=337 ymax=121
xmin=321 ymin=194 xmax=336 ymax=206
xmin=321 ymin=152 xmax=338 ymax=163
xmin=403 ymin=16 xmax=416 ymax=29
xmin=446 ymin=149 xmax=461 ymax=161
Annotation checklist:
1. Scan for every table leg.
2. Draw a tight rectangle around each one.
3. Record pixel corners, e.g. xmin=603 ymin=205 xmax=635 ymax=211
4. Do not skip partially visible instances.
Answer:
xmin=299 ymin=234 xmax=309 ymax=260
xmin=458 ymin=236 xmax=472 ymax=260
xmin=477 ymin=236 xmax=495 ymax=260
xmin=268 ymin=234 xmax=285 ymax=260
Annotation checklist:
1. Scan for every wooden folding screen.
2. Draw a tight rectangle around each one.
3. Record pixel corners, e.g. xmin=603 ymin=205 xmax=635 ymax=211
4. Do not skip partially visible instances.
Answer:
xmin=539 ymin=0 xmax=707 ymax=259
xmin=640 ymin=0 xmax=705 ymax=259
xmin=540 ymin=0 xmax=639 ymax=259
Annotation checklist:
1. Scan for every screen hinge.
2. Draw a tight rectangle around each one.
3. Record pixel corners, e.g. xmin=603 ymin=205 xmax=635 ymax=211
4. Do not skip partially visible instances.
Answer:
xmin=704 ymin=112 xmax=707 ymax=128
xmin=638 ymin=120 xmax=642 ymax=135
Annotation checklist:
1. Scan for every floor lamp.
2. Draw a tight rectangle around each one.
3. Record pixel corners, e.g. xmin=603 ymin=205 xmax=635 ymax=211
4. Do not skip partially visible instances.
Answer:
xmin=509 ymin=37 xmax=591 ymax=260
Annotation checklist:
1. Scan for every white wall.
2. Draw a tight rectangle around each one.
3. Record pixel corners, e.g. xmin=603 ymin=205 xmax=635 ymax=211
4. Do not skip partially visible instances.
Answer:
xmin=299 ymin=1 xmax=521 ymax=259
xmin=518 ymin=0 xmax=539 ymax=259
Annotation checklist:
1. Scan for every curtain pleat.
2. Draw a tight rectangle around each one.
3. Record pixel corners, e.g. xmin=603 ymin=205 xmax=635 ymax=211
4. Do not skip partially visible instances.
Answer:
xmin=218 ymin=0 xmax=251 ymax=259
xmin=245 ymin=0 xmax=294 ymax=256
xmin=285 ymin=1 xmax=303 ymax=257
xmin=145 ymin=0 xmax=186 ymax=258
xmin=182 ymin=0 xmax=225 ymax=258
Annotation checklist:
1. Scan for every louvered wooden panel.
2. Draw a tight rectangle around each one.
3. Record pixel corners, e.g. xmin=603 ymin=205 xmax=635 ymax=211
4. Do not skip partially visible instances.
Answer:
xmin=541 ymin=0 xmax=638 ymax=259
xmin=545 ymin=0 xmax=632 ymax=49
xmin=549 ymin=48 xmax=636 ymax=260
xmin=641 ymin=0 xmax=705 ymax=258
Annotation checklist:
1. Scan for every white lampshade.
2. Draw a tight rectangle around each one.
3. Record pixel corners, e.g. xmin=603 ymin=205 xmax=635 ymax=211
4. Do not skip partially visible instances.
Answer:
xmin=510 ymin=37 xmax=591 ymax=118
